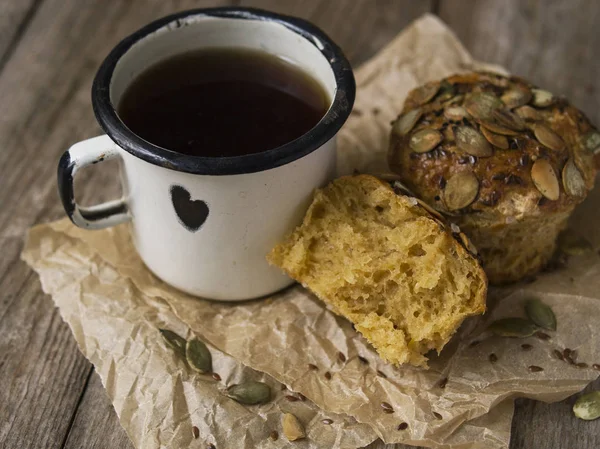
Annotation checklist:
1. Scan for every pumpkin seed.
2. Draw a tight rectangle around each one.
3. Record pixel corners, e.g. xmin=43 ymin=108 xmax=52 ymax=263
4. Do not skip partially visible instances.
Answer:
xmin=524 ymin=299 xmax=557 ymax=331
xmin=377 ymin=172 xmax=404 ymax=183
xmin=393 ymin=108 xmax=422 ymax=136
xmin=562 ymin=159 xmax=586 ymax=197
xmin=282 ymin=413 xmax=306 ymax=441
xmin=455 ymin=126 xmax=493 ymax=157
xmin=159 ymin=329 xmax=186 ymax=358
xmin=514 ymin=105 xmax=542 ymax=121
xmin=583 ymin=131 xmax=600 ymax=154
xmin=573 ymin=391 xmax=600 ymax=420
xmin=226 ymin=381 xmax=271 ymax=405
xmin=391 ymin=179 xmax=415 ymax=196
xmin=443 ymin=172 xmax=479 ymax=210
xmin=446 ymin=94 xmax=465 ymax=105
xmin=558 ymin=231 xmax=593 ymax=256
xmin=436 ymin=80 xmax=455 ymax=102
xmin=459 ymin=232 xmax=478 ymax=256
xmin=481 ymin=126 xmax=509 ymax=149
xmin=501 ymin=87 xmax=532 ymax=109
xmin=491 ymin=108 xmax=526 ymax=131
xmin=531 ymin=89 xmax=555 ymax=108
xmin=409 ymin=128 xmax=443 ymax=153
xmin=186 ymin=338 xmax=212 ymax=374
xmin=534 ymin=125 xmax=565 ymax=151
xmin=464 ymin=92 xmax=502 ymax=120
xmin=480 ymin=121 xmax=519 ymax=136
xmin=531 ymin=159 xmax=560 ymax=200
xmin=488 ymin=317 xmax=538 ymax=337
xmin=412 ymin=196 xmax=444 ymax=220
xmin=412 ymin=82 xmax=440 ymax=105
xmin=444 ymin=106 xmax=469 ymax=121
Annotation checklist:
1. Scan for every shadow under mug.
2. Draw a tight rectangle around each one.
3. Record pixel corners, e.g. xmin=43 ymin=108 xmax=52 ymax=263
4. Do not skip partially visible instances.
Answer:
xmin=57 ymin=7 xmax=355 ymax=301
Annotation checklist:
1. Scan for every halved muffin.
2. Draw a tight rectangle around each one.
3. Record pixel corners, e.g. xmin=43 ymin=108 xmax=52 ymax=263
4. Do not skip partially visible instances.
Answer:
xmin=268 ymin=175 xmax=487 ymax=367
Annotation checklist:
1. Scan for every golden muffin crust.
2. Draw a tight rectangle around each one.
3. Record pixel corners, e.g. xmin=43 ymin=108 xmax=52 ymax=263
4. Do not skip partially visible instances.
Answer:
xmin=388 ymin=72 xmax=599 ymax=283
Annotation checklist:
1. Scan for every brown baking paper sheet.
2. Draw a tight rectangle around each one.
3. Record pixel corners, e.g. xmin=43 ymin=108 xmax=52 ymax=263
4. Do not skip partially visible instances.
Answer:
xmin=22 ymin=14 xmax=600 ymax=449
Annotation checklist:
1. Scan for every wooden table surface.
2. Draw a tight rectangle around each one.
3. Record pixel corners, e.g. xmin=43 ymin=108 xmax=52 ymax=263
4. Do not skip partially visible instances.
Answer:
xmin=1 ymin=1 xmax=599 ymax=448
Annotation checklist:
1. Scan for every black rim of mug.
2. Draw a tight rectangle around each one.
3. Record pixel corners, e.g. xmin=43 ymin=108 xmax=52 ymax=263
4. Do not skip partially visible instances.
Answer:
xmin=91 ymin=7 xmax=356 ymax=175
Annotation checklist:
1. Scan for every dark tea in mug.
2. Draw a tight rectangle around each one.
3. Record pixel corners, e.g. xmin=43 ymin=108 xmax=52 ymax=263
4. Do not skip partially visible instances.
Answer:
xmin=117 ymin=47 xmax=330 ymax=157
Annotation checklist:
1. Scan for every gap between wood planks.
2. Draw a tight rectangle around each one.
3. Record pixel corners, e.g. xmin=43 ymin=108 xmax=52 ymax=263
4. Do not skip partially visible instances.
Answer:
xmin=0 ymin=0 xmax=45 ymax=74
xmin=58 ymin=370 xmax=94 ymax=449
xmin=0 ymin=1 xmax=437 ymax=449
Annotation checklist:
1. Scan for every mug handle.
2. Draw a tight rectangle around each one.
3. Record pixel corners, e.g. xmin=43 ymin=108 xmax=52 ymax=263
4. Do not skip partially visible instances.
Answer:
xmin=57 ymin=135 xmax=130 ymax=229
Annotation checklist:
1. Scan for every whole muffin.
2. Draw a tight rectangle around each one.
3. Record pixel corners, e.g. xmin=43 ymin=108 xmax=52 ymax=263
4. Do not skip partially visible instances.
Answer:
xmin=388 ymin=72 xmax=599 ymax=284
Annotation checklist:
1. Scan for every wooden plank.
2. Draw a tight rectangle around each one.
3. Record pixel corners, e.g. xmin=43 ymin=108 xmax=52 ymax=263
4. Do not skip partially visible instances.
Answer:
xmin=62 ymin=371 xmax=134 ymax=449
xmin=0 ymin=0 xmax=427 ymax=448
xmin=0 ymin=4 xmax=137 ymax=445
xmin=509 ymin=378 xmax=600 ymax=449
xmin=239 ymin=0 xmax=433 ymax=66
xmin=438 ymin=2 xmax=600 ymax=448
xmin=236 ymin=3 xmax=431 ymax=445
xmin=0 ymin=0 xmax=430 ymax=446
xmin=0 ymin=269 xmax=91 ymax=449
xmin=438 ymin=0 xmax=600 ymax=125
xmin=0 ymin=1 xmax=232 ymax=449
xmin=0 ymin=0 xmax=41 ymax=70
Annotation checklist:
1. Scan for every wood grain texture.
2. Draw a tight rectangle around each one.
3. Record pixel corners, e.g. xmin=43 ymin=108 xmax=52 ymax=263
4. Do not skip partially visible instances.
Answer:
xmin=62 ymin=372 xmax=134 ymax=449
xmin=510 ymin=379 xmax=600 ymax=449
xmin=239 ymin=0 xmax=433 ymax=66
xmin=0 ymin=269 xmax=90 ymax=449
xmin=438 ymin=0 xmax=600 ymax=125
xmin=438 ymin=3 xmax=600 ymax=447
xmin=1 ymin=0 xmax=599 ymax=448
xmin=0 ymin=0 xmax=41 ymax=70
xmin=0 ymin=1 xmax=232 ymax=449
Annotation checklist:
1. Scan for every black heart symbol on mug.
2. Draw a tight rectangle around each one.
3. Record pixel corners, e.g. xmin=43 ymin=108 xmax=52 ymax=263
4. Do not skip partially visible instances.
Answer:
xmin=170 ymin=185 xmax=209 ymax=232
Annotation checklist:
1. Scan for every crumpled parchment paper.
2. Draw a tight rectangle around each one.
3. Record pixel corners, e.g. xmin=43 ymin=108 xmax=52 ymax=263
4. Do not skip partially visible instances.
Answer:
xmin=22 ymin=14 xmax=600 ymax=449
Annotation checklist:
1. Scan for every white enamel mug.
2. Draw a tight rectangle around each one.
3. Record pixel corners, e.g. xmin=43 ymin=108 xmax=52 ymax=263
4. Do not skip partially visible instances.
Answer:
xmin=57 ymin=8 xmax=355 ymax=301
